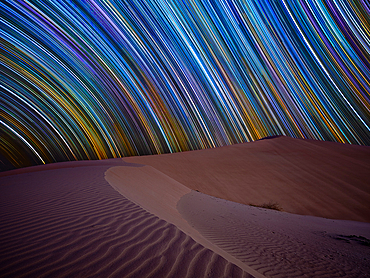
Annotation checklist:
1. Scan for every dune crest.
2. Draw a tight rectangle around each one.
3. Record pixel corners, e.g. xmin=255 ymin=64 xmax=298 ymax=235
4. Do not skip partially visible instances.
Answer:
xmin=105 ymin=165 xmax=265 ymax=278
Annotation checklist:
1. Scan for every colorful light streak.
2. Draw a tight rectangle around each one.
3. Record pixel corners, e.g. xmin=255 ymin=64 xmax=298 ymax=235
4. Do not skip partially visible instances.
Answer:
xmin=1 ymin=0 xmax=369 ymax=170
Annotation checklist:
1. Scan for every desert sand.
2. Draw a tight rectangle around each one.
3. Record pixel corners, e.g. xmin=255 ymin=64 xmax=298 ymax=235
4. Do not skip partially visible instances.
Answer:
xmin=0 ymin=136 xmax=369 ymax=277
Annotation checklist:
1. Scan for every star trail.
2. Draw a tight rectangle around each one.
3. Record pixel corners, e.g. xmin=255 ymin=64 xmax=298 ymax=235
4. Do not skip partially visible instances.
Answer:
xmin=1 ymin=0 xmax=369 ymax=170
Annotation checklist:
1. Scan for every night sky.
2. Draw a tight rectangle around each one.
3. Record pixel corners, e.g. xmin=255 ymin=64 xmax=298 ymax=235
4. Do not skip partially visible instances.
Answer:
xmin=1 ymin=0 xmax=369 ymax=171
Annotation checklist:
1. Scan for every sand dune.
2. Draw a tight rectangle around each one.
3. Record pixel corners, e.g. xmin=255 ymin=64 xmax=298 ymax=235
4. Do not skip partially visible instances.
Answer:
xmin=125 ymin=136 xmax=370 ymax=222
xmin=1 ymin=136 xmax=369 ymax=277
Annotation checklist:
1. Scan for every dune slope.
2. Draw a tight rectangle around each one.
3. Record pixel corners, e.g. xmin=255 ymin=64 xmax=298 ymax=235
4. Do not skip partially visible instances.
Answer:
xmin=0 ymin=164 xmax=248 ymax=278
xmin=178 ymin=191 xmax=370 ymax=277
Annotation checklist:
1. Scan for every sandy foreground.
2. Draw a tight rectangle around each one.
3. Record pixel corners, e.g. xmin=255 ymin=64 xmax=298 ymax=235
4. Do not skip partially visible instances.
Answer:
xmin=0 ymin=136 xmax=369 ymax=277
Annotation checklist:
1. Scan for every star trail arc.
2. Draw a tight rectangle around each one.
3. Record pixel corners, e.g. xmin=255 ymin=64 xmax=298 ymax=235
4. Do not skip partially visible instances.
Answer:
xmin=1 ymin=0 xmax=369 ymax=170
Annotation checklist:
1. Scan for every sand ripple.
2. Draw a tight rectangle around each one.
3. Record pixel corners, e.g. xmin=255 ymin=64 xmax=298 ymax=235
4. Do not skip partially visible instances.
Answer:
xmin=179 ymin=191 xmax=370 ymax=278
xmin=0 ymin=166 xmax=248 ymax=278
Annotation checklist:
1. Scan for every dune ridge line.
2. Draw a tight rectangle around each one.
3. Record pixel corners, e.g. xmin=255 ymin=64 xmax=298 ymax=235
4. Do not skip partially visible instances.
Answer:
xmin=105 ymin=165 xmax=266 ymax=278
